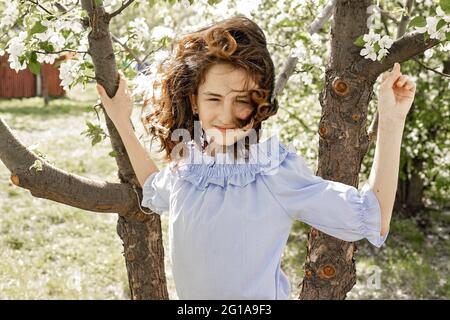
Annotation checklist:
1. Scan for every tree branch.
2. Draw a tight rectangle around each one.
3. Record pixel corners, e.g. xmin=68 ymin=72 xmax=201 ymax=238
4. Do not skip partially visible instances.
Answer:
xmin=26 ymin=0 xmax=54 ymax=16
xmin=412 ymin=57 xmax=450 ymax=78
xmin=396 ymin=0 xmax=414 ymax=39
xmin=272 ymin=0 xmax=336 ymax=102
xmin=111 ymin=34 xmax=143 ymax=65
xmin=354 ymin=31 xmax=441 ymax=81
xmin=0 ymin=117 xmax=150 ymax=218
xmin=308 ymin=0 xmax=337 ymax=34
xmin=109 ymin=0 xmax=135 ymax=19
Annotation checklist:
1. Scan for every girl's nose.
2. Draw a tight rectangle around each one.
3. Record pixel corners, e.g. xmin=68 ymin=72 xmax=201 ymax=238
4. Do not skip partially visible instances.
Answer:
xmin=219 ymin=100 xmax=235 ymax=125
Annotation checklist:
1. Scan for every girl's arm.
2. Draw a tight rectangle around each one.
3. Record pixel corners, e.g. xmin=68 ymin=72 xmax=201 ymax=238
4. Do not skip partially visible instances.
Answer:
xmin=367 ymin=62 xmax=415 ymax=237
xmin=114 ymin=119 xmax=159 ymax=187
xmin=96 ymin=71 xmax=159 ymax=187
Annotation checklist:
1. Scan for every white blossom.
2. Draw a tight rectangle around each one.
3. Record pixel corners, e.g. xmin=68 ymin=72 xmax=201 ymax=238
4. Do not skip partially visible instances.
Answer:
xmin=129 ymin=18 xmax=151 ymax=41
xmin=291 ymin=40 xmax=307 ymax=59
xmin=436 ymin=6 xmax=450 ymax=23
xmin=59 ymin=59 xmax=82 ymax=91
xmin=415 ymin=7 xmax=450 ymax=41
xmin=151 ymin=26 xmax=175 ymax=41
xmin=234 ymin=0 xmax=262 ymax=16
xmin=131 ymin=73 xmax=153 ymax=101
xmin=37 ymin=53 xmax=58 ymax=64
xmin=103 ymin=0 xmax=120 ymax=7
xmin=0 ymin=3 xmax=19 ymax=29
xmin=310 ymin=33 xmax=321 ymax=45
xmin=6 ymin=31 xmax=27 ymax=72
xmin=379 ymin=35 xmax=393 ymax=49
xmin=360 ymin=45 xmax=377 ymax=61
xmin=377 ymin=48 xmax=389 ymax=60
xmin=363 ymin=30 xmax=381 ymax=45
xmin=179 ymin=0 xmax=191 ymax=9
xmin=34 ymin=21 xmax=67 ymax=51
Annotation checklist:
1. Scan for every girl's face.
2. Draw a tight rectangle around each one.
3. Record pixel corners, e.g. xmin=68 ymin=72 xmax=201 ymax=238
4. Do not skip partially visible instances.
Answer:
xmin=190 ymin=63 xmax=257 ymax=149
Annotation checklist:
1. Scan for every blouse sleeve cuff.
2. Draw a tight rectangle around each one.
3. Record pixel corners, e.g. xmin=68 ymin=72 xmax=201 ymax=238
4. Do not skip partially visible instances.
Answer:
xmin=141 ymin=171 xmax=168 ymax=215
xmin=358 ymin=183 xmax=389 ymax=248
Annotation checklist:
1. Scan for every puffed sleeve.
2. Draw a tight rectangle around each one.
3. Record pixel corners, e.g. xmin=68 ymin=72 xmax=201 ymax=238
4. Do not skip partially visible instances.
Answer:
xmin=141 ymin=165 xmax=171 ymax=215
xmin=262 ymin=152 xmax=388 ymax=248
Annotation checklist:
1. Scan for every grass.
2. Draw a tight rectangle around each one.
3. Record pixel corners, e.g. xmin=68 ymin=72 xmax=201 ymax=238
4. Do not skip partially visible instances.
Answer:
xmin=0 ymin=83 xmax=174 ymax=299
xmin=284 ymin=208 xmax=450 ymax=299
xmin=1 ymin=84 xmax=448 ymax=299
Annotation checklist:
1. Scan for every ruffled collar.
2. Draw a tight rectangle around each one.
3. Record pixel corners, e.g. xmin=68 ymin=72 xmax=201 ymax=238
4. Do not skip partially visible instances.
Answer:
xmin=169 ymin=134 xmax=297 ymax=190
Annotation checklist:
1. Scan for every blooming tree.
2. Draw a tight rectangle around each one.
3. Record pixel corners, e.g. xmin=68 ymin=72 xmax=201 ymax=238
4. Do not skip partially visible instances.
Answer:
xmin=0 ymin=0 xmax=448 ymax=299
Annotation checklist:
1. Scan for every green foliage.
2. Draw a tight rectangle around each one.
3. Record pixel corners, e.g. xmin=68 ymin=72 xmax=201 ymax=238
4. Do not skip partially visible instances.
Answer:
xmin=29 ymin=21 xmax=48 ymax=36
xmin=408 ymin=16 xmax=426 ymax=28
xmin=28 ymin=51 xmax=40 ymax=75
xmin=81 ymin=121 xmax=107 ymax=146
xmin=354 ymin=35 xmax=365 ymax=47
xmin=440 ymin=0 xmax=450 ymax=14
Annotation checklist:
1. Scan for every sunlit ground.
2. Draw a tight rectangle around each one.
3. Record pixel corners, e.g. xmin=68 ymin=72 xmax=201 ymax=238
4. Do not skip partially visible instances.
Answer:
xmin=0 ymin=84 xmax=448 ymax=299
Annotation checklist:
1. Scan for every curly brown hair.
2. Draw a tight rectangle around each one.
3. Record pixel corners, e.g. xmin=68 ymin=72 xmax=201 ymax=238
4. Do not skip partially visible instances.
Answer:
xmin=141 ymin=15 xmax=279 ymax=163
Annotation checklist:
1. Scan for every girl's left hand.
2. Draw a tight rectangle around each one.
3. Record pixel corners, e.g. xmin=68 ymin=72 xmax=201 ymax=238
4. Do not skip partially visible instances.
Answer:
xmin=377 ymin=62 xmax=416 ymax=122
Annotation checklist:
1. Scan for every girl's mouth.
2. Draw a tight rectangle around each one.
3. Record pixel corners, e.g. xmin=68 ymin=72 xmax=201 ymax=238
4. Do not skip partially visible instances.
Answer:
xmin=214 ymin=126 xmax=235 ymax=132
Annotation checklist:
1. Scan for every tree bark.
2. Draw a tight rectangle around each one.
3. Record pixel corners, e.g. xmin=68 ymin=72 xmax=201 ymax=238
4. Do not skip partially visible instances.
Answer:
xmin=79 ymin=0 xmax=169 ymax=300
xmin=299 ymin=0 xmax=440 ymax=299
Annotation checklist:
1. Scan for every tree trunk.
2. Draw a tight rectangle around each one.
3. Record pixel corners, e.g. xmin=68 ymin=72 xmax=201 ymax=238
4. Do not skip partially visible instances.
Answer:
xmin=299 ymin=0 xmax=439 ymax=299
xmin=79 ymin=1 xmax=168 ymax=299
xmin=299 ymin=0 xmax=374 ymax=299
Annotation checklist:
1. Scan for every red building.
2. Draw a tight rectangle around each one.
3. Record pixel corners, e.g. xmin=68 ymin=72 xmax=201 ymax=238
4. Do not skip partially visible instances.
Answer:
xmin=0 ymin=53 xmax=66 ymax=98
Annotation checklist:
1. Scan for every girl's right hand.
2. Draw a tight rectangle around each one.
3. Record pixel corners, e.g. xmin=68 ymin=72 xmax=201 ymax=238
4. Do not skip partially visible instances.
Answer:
xmin=96 ymin=70 xmax=134 ymax=125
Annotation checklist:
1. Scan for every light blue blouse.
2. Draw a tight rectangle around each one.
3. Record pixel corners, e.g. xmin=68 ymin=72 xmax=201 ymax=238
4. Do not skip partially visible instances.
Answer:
xmin=141 ymin=134 xmax=388 ymax=300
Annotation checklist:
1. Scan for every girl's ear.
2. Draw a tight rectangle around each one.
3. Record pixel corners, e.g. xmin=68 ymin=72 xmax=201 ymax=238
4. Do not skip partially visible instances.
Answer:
xmin=189 ymin=94 xmax=198 ymax=113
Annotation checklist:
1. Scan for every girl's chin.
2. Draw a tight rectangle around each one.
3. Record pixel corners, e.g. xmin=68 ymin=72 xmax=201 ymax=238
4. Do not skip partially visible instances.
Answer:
xmin=206 ymin=133 xmax=238 ymax=146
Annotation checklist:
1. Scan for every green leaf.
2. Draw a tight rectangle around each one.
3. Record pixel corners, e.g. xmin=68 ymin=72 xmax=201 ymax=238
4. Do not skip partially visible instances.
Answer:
xmin=373 ymin=42 xmax=381 ymax=52
xmin=436 ymin=19 xmax=447 ymax=31
xmin=354 ymin=35 xmax=365 ymax=47
xmin=29 ymin=60 xmax=41 ymax=75
xmin=408 ymin=16 xmax=426 ymax=28
xmin=81 ymin=121 xmax=106 ymax=147
xmin=92 ymin=135 xmax=101 ymax=146
xmin=440 ymin=0 xmax=450 ymax=14
xmin=94 ymin=0 xmax=103 ymax=5
xmin=446 ymin=32 xmax=450 ymax=41
xmin=30 ymin=51 xmax=38 ymax=63
xmin=207 ymin=0 xmax=221 ymax=5
xmin=109 ymin=150 xmax=119 ymax=158
xmin=28 ymin=51 xmax=41 ymax=75
xmin=86 ymin=120 xmax=96 ymax=130
xmin=39 ymin=41 xmax=55 ymax=53
xmin=30 ymin=21 xmax=48 ymax=36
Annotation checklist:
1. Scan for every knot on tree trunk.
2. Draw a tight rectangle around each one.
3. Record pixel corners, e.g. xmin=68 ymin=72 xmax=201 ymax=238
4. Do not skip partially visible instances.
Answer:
xmin=332 ymin=77 xmax=350 ymax=96
xmin=318 ymin=265 xmax=337 ymax=279
xmin=10 ymin=174 xmax=20 ymax=186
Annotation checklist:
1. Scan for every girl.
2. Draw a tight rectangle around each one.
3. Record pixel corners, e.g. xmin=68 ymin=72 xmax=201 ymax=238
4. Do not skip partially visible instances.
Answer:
xmin=96 ymin=16 xmax=415 ymax=300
